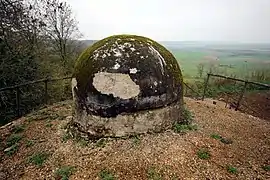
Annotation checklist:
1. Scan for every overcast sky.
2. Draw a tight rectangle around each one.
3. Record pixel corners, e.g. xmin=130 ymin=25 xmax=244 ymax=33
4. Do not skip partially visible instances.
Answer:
xmin=66 ymin=0 xmax=270 ymax=43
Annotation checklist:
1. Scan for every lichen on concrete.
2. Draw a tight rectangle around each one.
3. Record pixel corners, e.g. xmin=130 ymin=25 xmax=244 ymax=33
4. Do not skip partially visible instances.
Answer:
xmin=71 ymin=34 xmax=185 ymax=139
xmin=73 ymin=35 xmax=183 ymax=92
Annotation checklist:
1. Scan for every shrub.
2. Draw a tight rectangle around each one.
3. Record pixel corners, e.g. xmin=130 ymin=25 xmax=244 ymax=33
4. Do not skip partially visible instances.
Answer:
xmin=77 ymin=139 xmax=89 ymax=147
xmin=96 ymin=138 xmax=107 ymax=148
xmin=210 ymin=134 xmax=222 ymax=140
xmin=25 ymin=139 xmax=35 ymax=147
xmin=173 ymin=123 xmax=198 ymax=134
xmin=7 ymin=134 xmax=22 ymax=146
xmin=132 ymin=135 xmax=141 ymax=146
xmin=227 ymin=165 xmax=238 ymax=174
xmin=28 ymin=152 xmax=50 ymax=167
xmin=147 ymin=167 xmax=162 ymax=180
xmin=182 ymin=107 xmax=193 ymax=124
xmin=55 ymin=166 xmax=76 ymax=180
xmin=197 ymin=149 xmax=210 ymax=160
xmin=262 ymin=165 xmax=270 ymax=171
xmin=99 ymin=169 xmax=116 ymax=180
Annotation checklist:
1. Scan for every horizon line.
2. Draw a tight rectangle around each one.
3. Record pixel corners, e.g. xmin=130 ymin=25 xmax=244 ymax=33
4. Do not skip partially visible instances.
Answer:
xmin=79 ymin=39 xmax=270 ymax=44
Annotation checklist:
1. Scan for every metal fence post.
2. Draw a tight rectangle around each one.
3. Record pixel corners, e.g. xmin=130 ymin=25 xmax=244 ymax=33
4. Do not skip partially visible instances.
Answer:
xmin=202 ymin=74 xmax=210 ymax=101
xmin=235 ymin=81 xmax=248 ymax=111
xmin=16 ymin=87 xmax=20 ymax=117
xmin=44 ymin=79 xmax=48 ymax=104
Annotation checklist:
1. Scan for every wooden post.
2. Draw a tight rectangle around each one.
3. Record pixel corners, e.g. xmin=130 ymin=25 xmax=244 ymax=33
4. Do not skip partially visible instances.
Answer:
xmin=202 ymin=74 xmax=210 ymax=101
xmin=44 ymin=79 xmax=48 ymax=104
xmin=16 ymin=87 xmax=20 ymax=117
xmin=235 ymin=82 xmax=248 ymax=111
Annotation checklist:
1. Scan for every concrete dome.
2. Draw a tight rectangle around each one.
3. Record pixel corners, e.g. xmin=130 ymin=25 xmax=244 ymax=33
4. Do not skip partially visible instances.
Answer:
xmin=71 ymin=35 xmax=184 ymax=139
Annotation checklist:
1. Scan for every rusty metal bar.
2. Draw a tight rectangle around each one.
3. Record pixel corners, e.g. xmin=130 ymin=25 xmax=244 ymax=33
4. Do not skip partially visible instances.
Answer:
xmin=208 ymin=73 xmax=270 ymax=88
xmin=183 ymin=82 xmax=200 ymax=98
xmin=0 ymin=76 xmax=72 ymax=92
xmin=235 ymin=82 xmax=248 ymax=111
xmin=202 ymin=73 xmax=210 ymax=101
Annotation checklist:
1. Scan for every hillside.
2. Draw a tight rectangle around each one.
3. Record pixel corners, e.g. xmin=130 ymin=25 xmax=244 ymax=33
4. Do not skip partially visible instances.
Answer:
xmin=0 ymin=98 xmax=269 ymax=180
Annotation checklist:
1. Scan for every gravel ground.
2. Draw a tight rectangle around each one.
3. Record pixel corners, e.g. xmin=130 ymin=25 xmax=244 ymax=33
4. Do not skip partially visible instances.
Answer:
xmin=0 ymin=98 xmax=269 ymax=180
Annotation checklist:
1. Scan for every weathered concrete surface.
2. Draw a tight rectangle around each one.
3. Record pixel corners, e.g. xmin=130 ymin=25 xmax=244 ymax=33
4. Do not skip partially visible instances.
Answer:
xmin=92 ymin=72 xmax=140 ymax=99
xmin=71 ymin=102 xmax=182 ymax=139
xmin=71 ymin=34 xmax=184 ymax=139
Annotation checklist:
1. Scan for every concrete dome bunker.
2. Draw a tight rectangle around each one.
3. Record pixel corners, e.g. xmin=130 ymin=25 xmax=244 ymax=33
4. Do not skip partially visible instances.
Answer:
xmin=71 ymin=34 xmax=185 ymax=139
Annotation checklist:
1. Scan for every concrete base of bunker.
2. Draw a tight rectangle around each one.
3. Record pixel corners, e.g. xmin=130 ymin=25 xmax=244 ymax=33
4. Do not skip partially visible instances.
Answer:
xmin=69 ymin=101 xmax=183 ymax=140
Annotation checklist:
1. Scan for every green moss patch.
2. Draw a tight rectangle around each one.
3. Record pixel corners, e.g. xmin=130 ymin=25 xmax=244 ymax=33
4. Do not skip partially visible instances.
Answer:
xmin=73 ymin=34 xmax=183 ymax=92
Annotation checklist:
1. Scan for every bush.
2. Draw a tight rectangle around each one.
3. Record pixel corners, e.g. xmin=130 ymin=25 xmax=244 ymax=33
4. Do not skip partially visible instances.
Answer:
xmin=7 ymin=134 xmax=22 ymax=146
xmin=55 ymin=166 xmax=76 ymax=180
xmin=99 ymin=169 xmax=116 ymax=180
xmin=227 ymin=165 xmax=238 ymax=174
xmin=173 ymin=124 xmax=198 ymax=134
xmin=210 ymin=134 xmax=222 ymax=140
xmin=182 ymin=107 xmax=194 ymax=124
xmin=28 ymin=152 xmax=50 ymax=167
xmin=147 ymin=167 xmax=162 ymax=180
xmin=197 ymin=149 xmax=211 ymax=160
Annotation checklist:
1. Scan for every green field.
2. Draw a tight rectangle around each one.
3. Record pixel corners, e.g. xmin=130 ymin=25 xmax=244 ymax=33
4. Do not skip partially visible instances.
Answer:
xmin=167 ymin=45 xmax=270 ymax=83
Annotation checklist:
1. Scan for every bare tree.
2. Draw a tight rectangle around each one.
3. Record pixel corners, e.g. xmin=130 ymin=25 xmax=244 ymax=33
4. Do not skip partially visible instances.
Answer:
xmin=39 ymin=0 xmax=82 ymax=65
xmin=197 ymin=63 xmax=205 ymax=78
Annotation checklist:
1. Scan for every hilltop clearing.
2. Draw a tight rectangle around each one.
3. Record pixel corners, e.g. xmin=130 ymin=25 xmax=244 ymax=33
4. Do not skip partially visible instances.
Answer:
xmin=0 ymin=98 xmax=269 ymax=180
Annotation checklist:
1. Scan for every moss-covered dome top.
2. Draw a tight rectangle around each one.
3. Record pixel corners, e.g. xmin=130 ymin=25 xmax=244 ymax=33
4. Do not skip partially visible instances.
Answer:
xmin=73 ymin=34 xmax=183 ymax=117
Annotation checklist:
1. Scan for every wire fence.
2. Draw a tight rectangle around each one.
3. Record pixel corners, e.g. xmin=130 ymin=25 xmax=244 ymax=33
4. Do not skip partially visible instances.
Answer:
xmin=1 ymin=73 xmax=269 ymax=125
xmin=200 ymin=73 xmax=270 ymax=120
xmin=0 ymin=76 xmax=72 ymax=125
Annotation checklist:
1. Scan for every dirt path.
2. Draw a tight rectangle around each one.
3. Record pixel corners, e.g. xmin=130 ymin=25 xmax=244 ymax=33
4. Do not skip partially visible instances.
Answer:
xmin=0 ymin=98 xmax=269 ymax=180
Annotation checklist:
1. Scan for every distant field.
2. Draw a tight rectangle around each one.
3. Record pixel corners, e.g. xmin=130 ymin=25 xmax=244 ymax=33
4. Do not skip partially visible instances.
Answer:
xmin=171 ymin=50 xmax=207 ymax=77
xmin=168 ymin=46 xmax=270 ymax=81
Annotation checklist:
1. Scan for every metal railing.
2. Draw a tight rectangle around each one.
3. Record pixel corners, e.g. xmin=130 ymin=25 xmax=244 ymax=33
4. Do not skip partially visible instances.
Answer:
xmin=202 ymin=73 xmax=270 ymax=111
xmin=1 ymin=73 xmax=269 ymax=124
xmin=0 ymin=76 xmax=72 ymax=118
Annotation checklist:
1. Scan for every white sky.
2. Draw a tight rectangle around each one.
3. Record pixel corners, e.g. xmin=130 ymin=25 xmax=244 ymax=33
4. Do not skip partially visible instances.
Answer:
xmin=66 ymin=0 xmax=270 ymax=42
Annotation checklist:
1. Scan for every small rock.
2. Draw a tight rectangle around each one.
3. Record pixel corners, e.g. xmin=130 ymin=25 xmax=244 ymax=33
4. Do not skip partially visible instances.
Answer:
xmin=228 ymin=154 xmax=234 ymax=158
xmin=220 ymin=138 xmax=233 ymax=144
xmin=4 ymin=145 xmax=14 ymax=152
xmin=66 ymin=116 xmax=73 ymax=121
